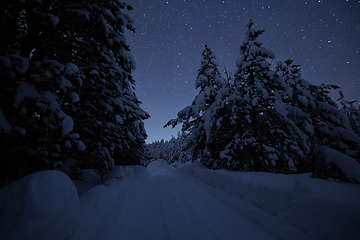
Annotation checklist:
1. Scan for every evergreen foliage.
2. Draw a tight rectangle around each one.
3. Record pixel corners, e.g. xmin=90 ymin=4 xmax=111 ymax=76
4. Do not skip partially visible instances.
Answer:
xmin=165 ymin=44 xmax=226 ymax=160
xmin=0 ymin=0 xmax=149 ymax=185
xmin=338 ymin=90 xmax=360 ymax=136
xmin=147 ymin=132 xmax=192 ymax=164
xmin=166 ymin=20 xmax=360 ymax=182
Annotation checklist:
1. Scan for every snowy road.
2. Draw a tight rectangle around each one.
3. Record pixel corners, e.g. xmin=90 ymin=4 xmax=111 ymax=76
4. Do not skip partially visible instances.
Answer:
xmin=2 ymin=160 xmax=359 ymax=240
xmin=107 ymin=174 xmax=276 ymax=240
xmin=70 ymin=161 xmax=360 ymax=240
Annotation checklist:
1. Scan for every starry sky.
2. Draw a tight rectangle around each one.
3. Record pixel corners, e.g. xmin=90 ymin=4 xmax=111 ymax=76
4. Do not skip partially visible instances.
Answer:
xmin=125 ymin=0 xmax=359 ymax=143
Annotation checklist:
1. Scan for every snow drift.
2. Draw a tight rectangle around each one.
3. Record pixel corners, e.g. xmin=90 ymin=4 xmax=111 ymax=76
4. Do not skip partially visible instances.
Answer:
xmin=0 ymin=160 xmax=359 ymax=240
xmin=0 ymin=170 xmax=80 ymax=240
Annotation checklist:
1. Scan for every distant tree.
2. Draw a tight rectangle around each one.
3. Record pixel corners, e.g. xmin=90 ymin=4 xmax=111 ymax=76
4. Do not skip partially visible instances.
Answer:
xmin=147 ymin=132 xmax=192 ymax=164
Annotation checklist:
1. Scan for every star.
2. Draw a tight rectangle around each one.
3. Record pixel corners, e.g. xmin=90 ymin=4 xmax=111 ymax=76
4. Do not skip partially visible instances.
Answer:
xmin=126 ymin=0 xmax=360 ymax=143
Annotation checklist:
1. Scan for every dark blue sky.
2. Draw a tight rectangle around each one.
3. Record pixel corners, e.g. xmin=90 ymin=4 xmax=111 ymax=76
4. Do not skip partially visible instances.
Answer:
xmin=125 ymin=0 xmax=359 ymax=143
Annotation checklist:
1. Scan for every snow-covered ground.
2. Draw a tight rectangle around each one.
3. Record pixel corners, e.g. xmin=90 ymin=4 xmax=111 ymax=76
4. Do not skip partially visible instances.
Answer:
xmin=1 ymin=160 xmax=359 ymax=240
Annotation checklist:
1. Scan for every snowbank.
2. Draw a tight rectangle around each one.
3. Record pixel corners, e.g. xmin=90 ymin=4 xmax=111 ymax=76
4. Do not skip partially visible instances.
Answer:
xmin=105 ymin=165 xmax=150 ymax=182
xmin=319 ymin=145 xmax=360 ymax=182
xmin=146 ymin=159 xmax=173 ymax=175
xmin=69 ymin=165 xmax=150 ymax=240
xmin=174 ymin=160 xmax=360 ymax=240
xmin=0 ymin=170 xmax=80 ymax=240
xmin=1 ymin=161 xmax=359 ymax=240
xmin=0 ymin=108 xmax=12 ymax=133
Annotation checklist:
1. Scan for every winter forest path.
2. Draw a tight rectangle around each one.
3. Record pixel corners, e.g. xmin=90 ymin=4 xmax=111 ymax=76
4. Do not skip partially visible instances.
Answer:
xmin=109 ymin=173 xmax=274 ymax=240
xmin=81 ymin=163 xmax=310 ymax=240
xmin=70 ymin=161 xmax=360 ymax=240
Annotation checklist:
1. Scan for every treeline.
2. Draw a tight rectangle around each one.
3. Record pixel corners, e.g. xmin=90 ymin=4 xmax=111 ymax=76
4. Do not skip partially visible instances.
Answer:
xmin=0 ymin=0 xmax=149 ymax=186
xmin=147 ymin=132 xmax=191 ymax=164
xmin=165 ymin=20 xmax=360 ymax=183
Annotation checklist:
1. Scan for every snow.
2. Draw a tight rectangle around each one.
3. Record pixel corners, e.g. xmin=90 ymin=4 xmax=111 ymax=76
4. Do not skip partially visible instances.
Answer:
xmin=65 ymin=63 xmax=79 ymax=75
xmin=14 ymin=82 xmax=41 ymax=108
xmin=298 ymin=95 xmax=308 ymax=107
xmin=0 ymin=108 xmax=12 ymax=133
xmin=41 ymin=90 xmax=57 ymax=104
xmin=235 ymin=56 xmax=244 ymax=68
xmin=0 ymin=171 xmax=80 ymax=240
xmin=1 ymin=160 xmax=359 ymax=240
xmin=60 ymin=79 xmax=72 ymax=91
xmin=71 ymin=92 xmax=80 ymax=102
xmin=65 ymin=140 xmax=71 ymax=149
xmin=14 ymin=126 xmax=26 ymax=135
xmin=1 ymin=56 xmax=11 ymax=68
xmin=304 ymin=120 xmax=314 ymax=135
xmin=61 ymin=115 xmax=74 ymax=136
xmin=69 ymin=9 xmax=90 ymax=20
xmin=15 ymin=57 xmax=29 ymax=74
xmin=273 ymin=99 xmax=288 ymax=116
xmin=50 ymin=15 xmax=59 ymax=27
xmin=74 ymin=140 xmax=86 ymax=151
xmin=115 ymin=114 xmax=123 ymax=124
xmin=319 ymin=145 xmax=360 ymax=182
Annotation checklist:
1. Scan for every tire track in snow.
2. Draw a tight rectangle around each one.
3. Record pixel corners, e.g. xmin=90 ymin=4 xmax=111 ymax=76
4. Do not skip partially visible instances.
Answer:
xmin=105 ymin=173 xmax=279 ymax=240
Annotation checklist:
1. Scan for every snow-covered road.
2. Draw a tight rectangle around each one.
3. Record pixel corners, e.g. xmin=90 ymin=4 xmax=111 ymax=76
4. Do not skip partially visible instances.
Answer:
xmin=1 ymin=160 xmax=359 ymax=240
xmin=71 ymin=161 xmax=360 ymax=240
xmin=107 ymin=174 xmax=276 ymax=240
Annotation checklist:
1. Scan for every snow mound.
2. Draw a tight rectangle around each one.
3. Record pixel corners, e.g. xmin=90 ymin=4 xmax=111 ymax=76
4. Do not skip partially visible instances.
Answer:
xmin=0 ymin=108 xmax=12 ymax=133
xmin=105 ymin=165 xmax=150 ymax=184
xmin=146 ymin=159 xmax=171 ymax=175
xmin=319 ymin=145 xmax=360 ymax=182
xmin=70 ymin=166 xmax=150 ymax=240
xmin=0 ymin=170 xmax=80 ymax=240
xmin=174 ymin=161 xmax=360 ymax=240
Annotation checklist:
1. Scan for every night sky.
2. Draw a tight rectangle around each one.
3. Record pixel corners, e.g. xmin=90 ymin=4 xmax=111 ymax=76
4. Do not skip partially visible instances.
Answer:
xmin=125 ymin=0 xmax=359 ymax=143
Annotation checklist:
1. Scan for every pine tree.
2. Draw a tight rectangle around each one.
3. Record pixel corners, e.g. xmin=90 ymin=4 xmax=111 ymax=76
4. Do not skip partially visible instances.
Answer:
xmin=165 ymin=20 xmax=360 ymax=181
xmin=57 ymin=0 xmax=150 ymax=177
xmin=147 ymin=132 xmax=192 ymax=164
xmin=0 ymin=0 xmax=149 ymax=185
xmin=338 ymin=90 xmax=360 ymax=136
xmin=0 ymin=0 xmax=83 ymax=185
xmin=165 ymin=45 xmax=226 ymax=160
xmin=202 ymin=20 xmax=301 ymax=172
xmin=275 ymin=59 xmax=360 ymax=180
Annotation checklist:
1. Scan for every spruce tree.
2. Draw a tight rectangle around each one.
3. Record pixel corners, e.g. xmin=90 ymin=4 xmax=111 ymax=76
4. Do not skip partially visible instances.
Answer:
xmin=200 ymin=20 xmax=295 ymax=172
xmin=275 ymin=59 xmax=360 ymax=180
xmin=0 ymin=0 xmax=83 ymax=184
xmin=0 ymin=0 xmax=149 ymax=185
xmin=165 ymin=20 xmax=360 ymax=181
xmin=56 ymin=0 xmax=150 ymax=177
xmin=165 ymin=45 xmax=226 ymax=160
xmin=338 ymin=90 xmax=360 ymax=137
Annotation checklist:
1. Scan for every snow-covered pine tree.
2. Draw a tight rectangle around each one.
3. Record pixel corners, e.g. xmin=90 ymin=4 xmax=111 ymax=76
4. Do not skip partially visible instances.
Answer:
xmin=275 ymin=59 xmax=360 ymax=181
xmin=0 ymin=0 xmax=84 ymax=185
xmin=0 ymin=0 xmax=149 ymax=185
xmin=165 ymin=45 xmax=226 ymax=160
xmin=43 ymin=0 xmax=150 ymax=177
xmin=195 ymin=45 xmax=225 ymax=96
xmin=205 ymin=20 xmax=303 ymax=172
xmin=147 ymin=132 xmax=192 ymax=164
xmin=338 ymin=90 xmax=360 ymax=137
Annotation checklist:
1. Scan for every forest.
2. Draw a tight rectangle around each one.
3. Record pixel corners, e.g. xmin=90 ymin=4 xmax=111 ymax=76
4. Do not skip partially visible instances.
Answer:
xmin=1 ymin=0 xmax=360 ymax=187
xmin=1 ymin=1 xmax=360 ymax=239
